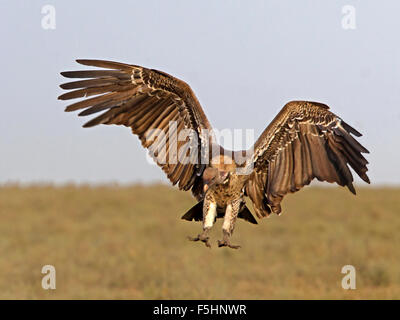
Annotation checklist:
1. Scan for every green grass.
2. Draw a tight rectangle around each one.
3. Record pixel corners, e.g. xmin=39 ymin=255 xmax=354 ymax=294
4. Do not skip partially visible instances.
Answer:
xmin=0 ymin=184 xmax=399 ymax=299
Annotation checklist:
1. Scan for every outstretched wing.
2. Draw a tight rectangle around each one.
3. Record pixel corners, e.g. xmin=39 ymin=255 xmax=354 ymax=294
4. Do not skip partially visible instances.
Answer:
xmin=245 ymin=101 xmax=370 ymax=218
xmin=59 ymin=59 xmax=213 ymax=197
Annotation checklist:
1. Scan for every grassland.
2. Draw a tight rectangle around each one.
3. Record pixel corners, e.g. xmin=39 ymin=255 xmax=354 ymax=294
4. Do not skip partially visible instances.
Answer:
xmin=0 ymin=184 xmax=399 ymax=299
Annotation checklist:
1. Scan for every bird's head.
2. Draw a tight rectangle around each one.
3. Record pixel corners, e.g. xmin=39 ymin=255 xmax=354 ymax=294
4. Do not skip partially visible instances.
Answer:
xmin=203 ymin=155 xmax=235 ymax=193
xmin=202 ymin=167 xmax=231 ymax=193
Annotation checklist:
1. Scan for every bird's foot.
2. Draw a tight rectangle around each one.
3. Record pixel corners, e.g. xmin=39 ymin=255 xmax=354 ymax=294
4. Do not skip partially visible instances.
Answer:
xmin=188 ymin=232 xmax=211 ymax=248
xmin=217 ymin=239 xmax=241 ymax=249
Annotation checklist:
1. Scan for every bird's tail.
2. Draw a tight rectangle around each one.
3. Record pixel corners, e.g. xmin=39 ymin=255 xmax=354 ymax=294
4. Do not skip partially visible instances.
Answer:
xmin=181 ymin=201 xmax=203 ymax=222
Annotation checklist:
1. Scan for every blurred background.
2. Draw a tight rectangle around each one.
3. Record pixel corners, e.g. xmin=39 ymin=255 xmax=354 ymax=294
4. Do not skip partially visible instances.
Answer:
xmin=0 ymin=0 xmax=399 ymax=299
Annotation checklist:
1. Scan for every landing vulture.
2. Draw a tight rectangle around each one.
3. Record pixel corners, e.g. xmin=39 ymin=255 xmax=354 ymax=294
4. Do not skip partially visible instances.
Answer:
xmin=59 ymin=60 xmax=370 ymax=249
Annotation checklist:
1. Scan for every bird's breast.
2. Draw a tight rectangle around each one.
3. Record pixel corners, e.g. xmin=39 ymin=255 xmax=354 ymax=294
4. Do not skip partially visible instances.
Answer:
xmin=208 ymin=176 xmax=243 ymax=207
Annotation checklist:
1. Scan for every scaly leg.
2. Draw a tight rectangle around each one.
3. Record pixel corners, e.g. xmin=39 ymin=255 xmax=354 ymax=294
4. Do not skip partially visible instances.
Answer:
xmin=217 ymin=200 xmax=241 ymax=249
xmin=188 ymin=196 xmax=216 ymax=248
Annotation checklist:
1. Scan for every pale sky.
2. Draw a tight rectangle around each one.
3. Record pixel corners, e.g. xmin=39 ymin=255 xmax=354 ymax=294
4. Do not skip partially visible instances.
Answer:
xmin=1 ymin=0 xmax=399 ymax=185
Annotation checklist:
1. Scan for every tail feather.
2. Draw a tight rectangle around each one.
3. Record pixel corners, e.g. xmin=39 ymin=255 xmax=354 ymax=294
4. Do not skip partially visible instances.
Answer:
xmin=238 ymin=205 xmax=258 ymax=224
xmin=181 ymin=201 xmax=203 ymax=221
xmin=181 ymin=201 xmax=258 ymax=225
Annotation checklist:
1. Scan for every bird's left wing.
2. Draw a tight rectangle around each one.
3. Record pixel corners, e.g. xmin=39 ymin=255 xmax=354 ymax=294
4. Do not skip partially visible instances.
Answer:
xmin=244 ymin=101 xmax=370 ymax=218
xmin=59 ymin=60 xmax=213 ymax=197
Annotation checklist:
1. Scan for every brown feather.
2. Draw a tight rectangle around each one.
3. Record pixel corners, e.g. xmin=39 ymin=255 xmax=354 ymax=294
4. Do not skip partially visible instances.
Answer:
xmin=60 ymin=78 xmax=118 ymax=90
xmin=60 ymin=59 xmax=214 ymax=194
xmin=61 ymin=70 xmax=129 ymax=79
xmin=246 ymin=101 xmax=369 ymax=217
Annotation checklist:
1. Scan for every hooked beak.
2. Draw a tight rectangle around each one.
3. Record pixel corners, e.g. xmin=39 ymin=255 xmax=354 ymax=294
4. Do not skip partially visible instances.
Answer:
xmin=220 ymin=171 xmax=230 ymax=183
xmin=203 ymin=184 xmax=209 ymax=193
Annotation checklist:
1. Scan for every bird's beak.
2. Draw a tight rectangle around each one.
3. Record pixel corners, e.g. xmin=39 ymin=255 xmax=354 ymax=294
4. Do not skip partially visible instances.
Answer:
xmin=220 ymin=171 xmax=230 ymax=182
xmin=203 ymin=184 xmax=209 ymax=193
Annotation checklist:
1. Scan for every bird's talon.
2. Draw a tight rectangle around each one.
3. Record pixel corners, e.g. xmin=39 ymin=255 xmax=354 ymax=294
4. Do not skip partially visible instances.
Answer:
xmin=228 ymin=244 xmax=241 ymax=249
xmin=217 ymin=240 xmax=240 ymax=249
xmin=188 ymin=234 xmax=211 ymax=248
xmin=188 ymin=235 xmax=200 ymax=241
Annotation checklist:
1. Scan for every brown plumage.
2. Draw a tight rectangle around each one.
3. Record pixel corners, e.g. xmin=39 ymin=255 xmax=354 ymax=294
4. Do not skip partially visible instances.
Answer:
xmin=59 ymin=59 xmax=370 ymax=249
xmin=245 ymin=101 xmax=370 ymax=219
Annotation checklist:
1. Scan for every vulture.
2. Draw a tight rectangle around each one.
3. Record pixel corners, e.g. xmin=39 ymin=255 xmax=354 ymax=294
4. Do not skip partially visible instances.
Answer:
xmin=59 ymin=59 xmax=370 ymax=249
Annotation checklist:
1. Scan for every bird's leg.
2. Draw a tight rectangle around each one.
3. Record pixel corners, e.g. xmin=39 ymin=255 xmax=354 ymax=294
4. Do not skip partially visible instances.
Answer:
xmin=188 ymin=197 xmax=216 ymax=248
xmin=218 ymin=200 xmax=241 ymax=249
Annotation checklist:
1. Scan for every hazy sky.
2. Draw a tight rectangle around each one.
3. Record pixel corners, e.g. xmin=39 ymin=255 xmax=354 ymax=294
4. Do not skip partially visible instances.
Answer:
xmin=1 ymin=1 xmax=399 ymax=185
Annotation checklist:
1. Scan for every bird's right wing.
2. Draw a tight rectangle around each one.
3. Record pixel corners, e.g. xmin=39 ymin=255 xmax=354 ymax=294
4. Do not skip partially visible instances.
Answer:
xmin=59 ymin=59 xmax=214 ymax=198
